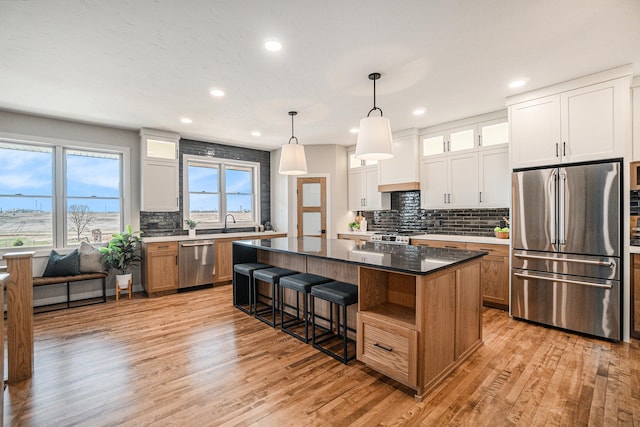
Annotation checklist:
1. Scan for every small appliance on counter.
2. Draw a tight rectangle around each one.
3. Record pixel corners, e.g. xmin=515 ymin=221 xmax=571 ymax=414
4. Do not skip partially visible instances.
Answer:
xmin=370 ymin=231 xmax=420 ymax=245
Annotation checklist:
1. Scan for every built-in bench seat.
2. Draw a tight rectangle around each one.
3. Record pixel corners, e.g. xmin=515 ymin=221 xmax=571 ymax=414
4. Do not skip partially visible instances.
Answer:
xmin=32 ymin=272 xmax=107 ymax=313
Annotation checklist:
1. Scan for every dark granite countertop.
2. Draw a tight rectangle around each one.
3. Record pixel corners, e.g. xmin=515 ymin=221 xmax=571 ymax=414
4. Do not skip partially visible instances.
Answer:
xmin=234 ymin=237 xmax=487 ymax=275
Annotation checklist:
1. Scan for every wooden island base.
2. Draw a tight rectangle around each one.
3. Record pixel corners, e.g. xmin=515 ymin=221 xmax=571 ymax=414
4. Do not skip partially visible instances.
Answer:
xmin=233 ymin=238 xmax=485 ymax=401
xmin=357 ymin=259 xmax=482 ymax=401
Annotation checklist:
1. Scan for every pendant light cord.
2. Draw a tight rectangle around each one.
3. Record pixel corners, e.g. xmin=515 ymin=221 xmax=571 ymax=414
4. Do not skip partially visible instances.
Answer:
xmin=367 ymin=73 xmax=384 ymax=118
xmin=288 ymin=111 xmax=298 ymax=144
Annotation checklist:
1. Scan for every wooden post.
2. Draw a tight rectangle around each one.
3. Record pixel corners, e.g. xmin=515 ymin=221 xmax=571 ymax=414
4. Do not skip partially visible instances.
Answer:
xmin=0 ymin=272 xmax=9 ymax=420
xmin=3 ymin=251 xmax=35 ymax=383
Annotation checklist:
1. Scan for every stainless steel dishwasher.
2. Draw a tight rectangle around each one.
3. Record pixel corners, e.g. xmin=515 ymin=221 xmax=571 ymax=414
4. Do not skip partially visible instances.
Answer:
xmin=178 ymin=240 xmax=215 ymax=289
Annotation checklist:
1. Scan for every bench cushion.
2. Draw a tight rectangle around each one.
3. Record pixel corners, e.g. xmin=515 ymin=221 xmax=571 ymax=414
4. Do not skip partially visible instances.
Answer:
xmin=33 ymin=272 xmax=107 ymax=286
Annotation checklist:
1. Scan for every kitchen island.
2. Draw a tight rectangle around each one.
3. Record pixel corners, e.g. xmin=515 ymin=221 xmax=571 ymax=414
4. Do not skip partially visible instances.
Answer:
xmin=233 ymin=237 xmax=487 ymax=401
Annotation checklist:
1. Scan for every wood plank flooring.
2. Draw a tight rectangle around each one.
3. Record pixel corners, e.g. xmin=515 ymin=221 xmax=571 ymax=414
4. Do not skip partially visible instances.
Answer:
xmin=4 ymin=285 xmax=639 ymax=426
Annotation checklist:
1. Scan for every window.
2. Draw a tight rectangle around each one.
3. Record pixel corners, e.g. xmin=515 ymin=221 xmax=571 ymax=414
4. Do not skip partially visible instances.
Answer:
xmin=184 ymin=155 xmax=259 ymax=228
xmin=65 ymin=149 xmax=121 ymax=245
xmin=0 ymin=140 xmax=123 ymax=250
xmin=0 ymin=142 xmax=54 ymax=248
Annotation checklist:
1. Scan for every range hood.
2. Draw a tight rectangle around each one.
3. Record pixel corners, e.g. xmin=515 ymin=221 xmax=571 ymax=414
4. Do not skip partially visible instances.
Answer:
xmin=378 ymin=182 xmax=420 ymax=192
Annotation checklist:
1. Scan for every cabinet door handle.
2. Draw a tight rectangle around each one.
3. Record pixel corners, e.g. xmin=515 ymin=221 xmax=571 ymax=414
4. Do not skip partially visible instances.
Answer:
xmin=443 ymin=193 xmax=447 ymax=204
xmin=443 ymin=141 xmax=446 ymax=153
xmin=478 ymin=134 xmax=482 ymax=147
xmin=563 ymin=141 xmax=566 ymax=156
xmin=555 ymin=142 xmax=559 ymax=157
xmin=447 ymin=141 xmax=451 ymax=152
xmin=479 ymin=191 xmax=482 ymax=203
xmin=444 ymin=245 xmax=458 ymax=249
xmin=447 ymin=193 xmax=451 ymax=204
xmin=175 ymin=255 xmax=178 ymax=265
xmin=373 ymin=342 xmax=393 ymax=352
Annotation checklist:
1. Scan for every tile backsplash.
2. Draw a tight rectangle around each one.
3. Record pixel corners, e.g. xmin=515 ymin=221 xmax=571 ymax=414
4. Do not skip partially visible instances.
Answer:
xmin=361 ymin=191 xmax=509 ymax=236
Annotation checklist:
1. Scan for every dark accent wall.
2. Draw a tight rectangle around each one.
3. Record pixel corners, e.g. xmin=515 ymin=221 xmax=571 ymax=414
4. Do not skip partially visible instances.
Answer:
xmin=361 ymin=191 xmax=509 ymax=236
xmin=140 ymin=138 xmax=271 ymax=237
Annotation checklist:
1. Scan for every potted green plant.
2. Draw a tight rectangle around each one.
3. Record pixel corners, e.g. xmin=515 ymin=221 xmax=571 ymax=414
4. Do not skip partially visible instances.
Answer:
xmin=184 ymin=218 xmax=199 ymax=238
xmin=99 ymin=225 xmax=143 ymax=289
xmin=348 ymin=221 xmax=360 ymax=232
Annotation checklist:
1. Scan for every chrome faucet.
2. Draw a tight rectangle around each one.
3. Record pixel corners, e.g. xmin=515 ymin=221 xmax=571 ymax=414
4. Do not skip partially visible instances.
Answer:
xmin=223 ymin=214 xmax=236 ymax=233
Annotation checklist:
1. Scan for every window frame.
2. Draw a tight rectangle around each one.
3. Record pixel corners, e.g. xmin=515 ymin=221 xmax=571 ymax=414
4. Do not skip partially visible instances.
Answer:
xmin=182 ymin=154 xmax=260 ymax=230
xmin=0 ymin=134 xmax=129 ymax=254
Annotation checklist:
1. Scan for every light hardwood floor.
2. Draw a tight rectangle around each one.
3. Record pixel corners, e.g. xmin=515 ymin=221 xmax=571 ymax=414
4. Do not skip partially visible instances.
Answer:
xmin=4 ymin=285 xmax=639 ymax=426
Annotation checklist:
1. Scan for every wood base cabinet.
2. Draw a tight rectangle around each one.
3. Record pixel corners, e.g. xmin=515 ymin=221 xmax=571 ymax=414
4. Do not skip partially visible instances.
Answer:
xmin=143 ymin=242 xmax=179 ymax=296
xmin=412 ymin=239 xmax=509 ymax=310
xmin=214 ymin=233 xmax=287 ymax=284
xmin=357 ymin=259 xmax=483 ymax=400
xmin=632 ymin=254 xmax=640 ymax=339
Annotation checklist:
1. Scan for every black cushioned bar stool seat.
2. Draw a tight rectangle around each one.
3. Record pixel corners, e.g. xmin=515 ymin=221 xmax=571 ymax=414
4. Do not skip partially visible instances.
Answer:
xmin=311 ymin=281 xmax=358 ymax=364
xmin=233 ymin=263 xmax=271 ymax=314
xmin=279 ymin=273 xmax=332 ymax=343
xmin=253 ymin=267 xmax=297 ymax=327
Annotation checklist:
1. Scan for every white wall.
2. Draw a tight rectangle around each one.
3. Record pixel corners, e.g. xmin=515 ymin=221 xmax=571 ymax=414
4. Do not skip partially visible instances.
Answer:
xmin=275 ymin=144 xmax=349 ymax=239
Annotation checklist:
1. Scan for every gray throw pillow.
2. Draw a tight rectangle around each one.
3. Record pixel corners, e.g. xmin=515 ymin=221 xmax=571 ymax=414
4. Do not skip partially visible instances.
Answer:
xmin=79 ymin=241 xmax=106 ymax=273
xmin=42 ymin=249 xmax=80 ymax=277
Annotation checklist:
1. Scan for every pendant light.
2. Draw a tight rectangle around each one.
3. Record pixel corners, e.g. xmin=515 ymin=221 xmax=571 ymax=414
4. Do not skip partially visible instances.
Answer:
xmin=355 ymin=72 xmax=394 ymax=160
xmin=279 ymin=111 xmax=308 ymax=175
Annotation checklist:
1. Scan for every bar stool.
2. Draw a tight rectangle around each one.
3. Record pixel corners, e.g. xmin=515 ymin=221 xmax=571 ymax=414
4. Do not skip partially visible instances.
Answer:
xmin=233 ymin=263 xmax=271 ymax=314
xmin=311 ymin=281 xmax=358 ymax=364
xmin=253 ymin=267 xmax=297 ymax=327
xmin=279 ymin=273 xmax=332 ymax=343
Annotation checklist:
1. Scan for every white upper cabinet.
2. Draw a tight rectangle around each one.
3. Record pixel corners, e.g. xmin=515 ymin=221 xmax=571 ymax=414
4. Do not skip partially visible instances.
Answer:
xmin=378 ymin=132 xmax=419 ymax=190
xmin=140 ymin=128 xmax=180 ymax=212
xmin=508 ymin=67 xmax=631 ymax=169
xmin=347 ymin=150 xmax=390 ymax=211
xmin=478 ymin=148 xmax=510 ymax=208
xmin=419 ymin=112 xmax=509 ymax=210
xmin=478 ymin=119 xmax=509 ymax=149
xmin=509 ymin=95 xmax=562 ymax=168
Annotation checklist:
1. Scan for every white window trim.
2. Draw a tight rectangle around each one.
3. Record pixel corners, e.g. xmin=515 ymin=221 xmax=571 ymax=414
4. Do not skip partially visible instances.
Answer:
xmin=0 ymin=133 xmax=130 ymax=256
xmin=182 ymin=154 xmax=260 ymax=230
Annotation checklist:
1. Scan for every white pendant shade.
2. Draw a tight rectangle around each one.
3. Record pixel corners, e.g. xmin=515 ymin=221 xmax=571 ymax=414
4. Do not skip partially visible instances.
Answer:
xmin=279 ymin=143 xmax=308 ymax=175
xmin=355 ymin=116 xmax=394 ymax=160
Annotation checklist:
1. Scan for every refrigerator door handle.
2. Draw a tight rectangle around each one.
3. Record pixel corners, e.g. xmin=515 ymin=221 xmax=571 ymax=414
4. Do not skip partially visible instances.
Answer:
xmin=559 ymin=170 xmax=567 ymax=245
xmin=549 ymin=169 xmax=557 ymax=245
xmin=513 ymin=272 xmax=612 ymax=289
xmin=514 ymin=253 xmax=615 ymax=268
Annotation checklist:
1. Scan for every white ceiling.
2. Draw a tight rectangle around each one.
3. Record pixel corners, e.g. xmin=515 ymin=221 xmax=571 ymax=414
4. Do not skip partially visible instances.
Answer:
xmin=1 ymin=0 xmax=640 ymax=151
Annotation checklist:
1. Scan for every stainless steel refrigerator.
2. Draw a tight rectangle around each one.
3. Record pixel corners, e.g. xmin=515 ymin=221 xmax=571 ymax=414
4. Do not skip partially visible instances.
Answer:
xmin=511 ymin=159 xmax=622 ymax=340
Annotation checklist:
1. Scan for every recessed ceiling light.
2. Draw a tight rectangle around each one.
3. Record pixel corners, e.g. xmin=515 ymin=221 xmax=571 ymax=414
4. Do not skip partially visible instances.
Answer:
xmin=251 ymin=131 xmax=261 ymax=137
xmin=180 ymin=117 xmax=192 ymax=124
xmin=350 ymin=128 xmax=359 ymax=134
xmin=413 ymin=108 xmax=426 ymax=116
xmin=209 ymin=88 xmax=225 ymax=97
xmin=509 ymin=80 xmax=527 ymax=89
xmin=264 ymin=39 xmax=282 ymax=52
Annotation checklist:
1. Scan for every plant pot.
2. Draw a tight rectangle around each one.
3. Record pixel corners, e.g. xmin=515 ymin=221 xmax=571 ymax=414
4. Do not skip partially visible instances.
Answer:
xmin=495 ymin=231 xmax=509 ymax=239
xmin=116 ymin=273 xmax=132 ymax=289
xmin=188 ymin=229 xmax=196 ymax=238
